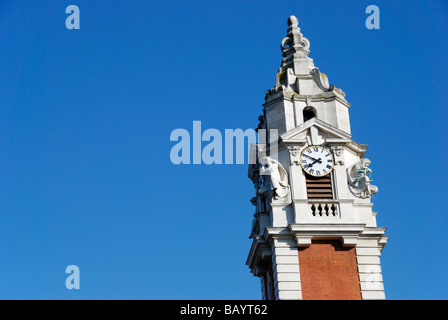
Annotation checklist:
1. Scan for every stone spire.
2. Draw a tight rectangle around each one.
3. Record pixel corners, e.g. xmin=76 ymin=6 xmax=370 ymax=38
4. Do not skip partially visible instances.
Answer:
xmin=280 ymin=15 xmax=315 ymax=76
xmin=266 ymin=15 xmax=346 ymax=101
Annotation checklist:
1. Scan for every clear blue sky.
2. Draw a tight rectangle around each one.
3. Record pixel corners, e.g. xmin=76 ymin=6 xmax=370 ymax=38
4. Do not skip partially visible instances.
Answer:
xmin=0 ymin=0 xmax=447 ymax=300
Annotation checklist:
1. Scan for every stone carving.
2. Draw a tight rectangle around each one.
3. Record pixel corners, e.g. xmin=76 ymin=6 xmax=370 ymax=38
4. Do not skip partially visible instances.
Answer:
xmin=287 ymin=146 xmax=301 ymax=165
xmin=331 ymin=146 xmax=344 ymax=165
xmin=256 ymin=115 xmax=265 ymax=132
xmin=310 ymin=68 xmax=334 ymax=92
xmin=310 ymin=68 xmax=346 ymax=97
xmin=332 ymin=145 xmax=343 ymax=156
xmin=266 ymin=16 xmax=314 ymax=99
xmin=259 ymin=156 xmax=290 ymax=200
xmin=276 ymin=68 xmax=299 ymax=94
xmin=333 ymin=86 xmax=346 ymax=97
xmin=347 ymin=158 xmax=378 ymax=199
xmin=280 ymin=15 xmax=310 ymax=58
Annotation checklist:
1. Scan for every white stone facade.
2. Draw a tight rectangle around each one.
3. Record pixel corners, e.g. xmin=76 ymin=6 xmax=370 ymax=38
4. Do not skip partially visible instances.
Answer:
xmin=246 ymin=16 xmax=388 ymax=300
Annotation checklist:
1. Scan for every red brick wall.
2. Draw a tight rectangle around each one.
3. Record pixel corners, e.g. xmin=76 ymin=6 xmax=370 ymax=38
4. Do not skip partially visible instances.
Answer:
xmin=298 ymin=240 xmax=361 ymax=300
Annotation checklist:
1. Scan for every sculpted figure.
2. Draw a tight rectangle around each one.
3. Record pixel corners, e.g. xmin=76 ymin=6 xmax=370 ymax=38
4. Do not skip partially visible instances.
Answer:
xmin=258 ymin=156 xmax=290 ymax=200
xmin=347 ymin=158 xmax=378 ymax=199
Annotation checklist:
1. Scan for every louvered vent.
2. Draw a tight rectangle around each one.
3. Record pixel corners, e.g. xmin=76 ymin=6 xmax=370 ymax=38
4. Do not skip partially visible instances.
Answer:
xmin=306 ymin=174 xmax=334 ymax=199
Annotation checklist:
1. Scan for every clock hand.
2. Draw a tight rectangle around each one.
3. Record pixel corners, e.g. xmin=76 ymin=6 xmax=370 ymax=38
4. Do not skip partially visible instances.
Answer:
xmin=303 ymin=154 xmax=319 ymax=161
xmin=306 ymin=158 xmax=322 ymax=169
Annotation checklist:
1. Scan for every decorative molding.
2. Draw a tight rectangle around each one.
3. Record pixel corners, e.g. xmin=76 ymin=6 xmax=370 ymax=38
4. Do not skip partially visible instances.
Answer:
xmin=287 ymin=146 xmax=302 ymax=166
xmin=289 ymin=224 xmax=366 ymax=247
xmin=310 ymin=68 xmax=334 ymax=92
xmin=331 ymin=145 xmax=345 ymax=165
xmin=281 ymin=117 xmax=352 ymax=143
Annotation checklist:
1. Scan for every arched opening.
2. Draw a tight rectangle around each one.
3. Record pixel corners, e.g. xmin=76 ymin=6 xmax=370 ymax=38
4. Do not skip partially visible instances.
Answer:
xmin=303 ymin=107 xmax=316 ymax=122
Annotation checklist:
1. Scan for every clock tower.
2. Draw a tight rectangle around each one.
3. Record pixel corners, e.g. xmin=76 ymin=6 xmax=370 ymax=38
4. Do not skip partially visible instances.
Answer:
xmin=246 ymin=16 xmax=388 ymax=300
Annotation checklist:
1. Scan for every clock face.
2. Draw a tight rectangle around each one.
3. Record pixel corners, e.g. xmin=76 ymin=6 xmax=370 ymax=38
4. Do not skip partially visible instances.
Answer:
xmin=300 ymin=145 xmax=334 ymax=177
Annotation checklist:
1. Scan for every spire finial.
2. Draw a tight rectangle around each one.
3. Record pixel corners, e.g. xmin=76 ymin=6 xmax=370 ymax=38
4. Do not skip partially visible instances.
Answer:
xmin=281 ymin=15 xmax=309 ymax=58
xmin=287 ymin=15 xmax=299 ymax=27
xmin=279 ymin=15 xmax=313 ymax=76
